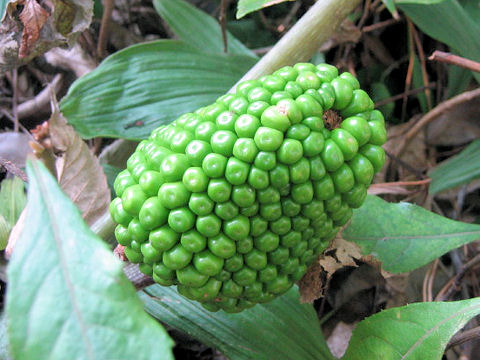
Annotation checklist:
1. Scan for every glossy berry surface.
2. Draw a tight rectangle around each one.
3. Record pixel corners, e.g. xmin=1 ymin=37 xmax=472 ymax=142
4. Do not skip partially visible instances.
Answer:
xmin=110 ymin=63 xmax=386 ymax=313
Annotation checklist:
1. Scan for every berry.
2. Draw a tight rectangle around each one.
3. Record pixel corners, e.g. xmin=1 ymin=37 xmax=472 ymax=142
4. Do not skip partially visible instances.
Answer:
xmin=110 ymin=63 xmax=386 ymax=312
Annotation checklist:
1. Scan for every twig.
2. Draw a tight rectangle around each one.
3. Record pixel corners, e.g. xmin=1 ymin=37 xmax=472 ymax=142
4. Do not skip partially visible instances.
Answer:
xmin=17 ymin=74 xmax=63 ymax=119
xmin=402 ymin=20 xmax=415 ymax=121
xmin=370 ymin=179 xmax=431 ymax=188
xmin=375 ymin=84 xmax=436 ymax=107
xmin=362 ymin=18 xmax=400 ymax=33
xmin=0 ymin=158 xmax=28 ymax=181
xmin=277 ymin=1 xmax=302 ymax=33
xmin=435 ymin=252 xmax=480 ymax=301
xmin=429 ymin=50 xmax=480 ymax=73
xmin=448 ymin=326 xmax=480 ymax=350
xmin=97 ymin=0 xmax=115 ymax=59
xmin=394 ymin=87 xmax=480 ymax=157
xmin=409 ymin=22 xmax=432 ymax=110
xmin=0 ymin=109 xmax=32 ymax=135
xmin=219 ymin=0 xmax=229 ymax=53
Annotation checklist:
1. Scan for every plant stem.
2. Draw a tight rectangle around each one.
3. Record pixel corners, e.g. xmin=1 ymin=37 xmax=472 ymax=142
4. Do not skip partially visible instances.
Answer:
xmin=91 ymin=210 xmax=116 ymax=242
xmin=233 ymin=0 xmax=363 ymax=86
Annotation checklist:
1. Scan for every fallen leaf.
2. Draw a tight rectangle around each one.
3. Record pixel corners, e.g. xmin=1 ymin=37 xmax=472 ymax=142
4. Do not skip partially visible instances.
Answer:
xmin=334 ymin=236 xmax=363 ymax=268
xmin=53 ymin=0 xmax=75 ymax=36
xmin=18 ymin=0 xmax=49 ymax=58
xmin=0 ymin=0 xmax=92 ymax=72
xmin=383 ymin=118 xmax=428 ymax=181
xmin=426 ymin=97 xmax=480 ymax=146
xmin=299 ymin=235 xmax=364 ymax=303
xmin=298 ymin=262 xmax=325 ymax=303
xmin=49 ymin=109 xmax=111 ymax=226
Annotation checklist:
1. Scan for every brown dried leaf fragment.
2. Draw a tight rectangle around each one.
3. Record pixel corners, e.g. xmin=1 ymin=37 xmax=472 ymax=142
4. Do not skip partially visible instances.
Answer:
xmin=298 ymin=262 xmax=325 ymax=303
xmin=49 ymin=109 xmax=111 ymax=226
xmin=299 ymin=235 xmax=364 ymax=303
xmin=18 ymin=0 xmax=50 ymax=58
xmin=0 ymin=0 xmax=92 ymax=72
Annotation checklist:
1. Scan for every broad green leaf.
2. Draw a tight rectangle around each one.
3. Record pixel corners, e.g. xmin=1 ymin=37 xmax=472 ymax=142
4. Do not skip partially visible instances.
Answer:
xmin=6 ymin=159 xmax=174 ymax=360
xmin=0 ymin=177 xmax=26 ymax=226
xmin=140 ymin=285 xmax=334 ymax=360
xmin=343 ymin=297 xmax=480 ymax=359
xmin=396 ymin=0 xmax=480 ymax=83
xmin=237 ymin=0 xmax=295 ymax=19
xmin=154 ymin=0 xmax=256 ymax=57
xmin=60 ymin=40 xmax=256 ymax=140
xmin=343 ymin=195 xmax=480 ymax=273
xmin=447 ymin=65 xmax=472 ymax=98
xmin=429 ymin=139 xmax=480 ymax=194
xmin=396 ymin=0 xmax=446 ymax=3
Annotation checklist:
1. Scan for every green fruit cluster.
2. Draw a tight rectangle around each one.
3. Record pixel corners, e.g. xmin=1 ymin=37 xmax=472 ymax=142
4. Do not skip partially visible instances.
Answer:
xmin=110 ymin=63 xmax=386 ymax=313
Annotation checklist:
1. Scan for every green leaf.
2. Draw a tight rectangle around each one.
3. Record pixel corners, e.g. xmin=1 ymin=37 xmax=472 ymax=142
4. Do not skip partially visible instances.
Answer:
xmin=60 ymin=40 xmax=256 ymax=140
xmin=237 ymin=0 xmax=295 ymax=19
xmin=154 ymin=0 xmax=256 ymax=57
xmin=140 ymin=285 xmax=334 ymax=360
xmin=396 ymin=0 xmax=446 ymax=3
xmin=343 ymin=195 xmax=480 ymax=273
xmin=343 ymin=297 xmax=480 ymax=359
xmin=396 ymin=0 xmax=480 ymax=83
xmin=0 ymin=177 xmax=26 ymax=226
xmin=447 ymin=64 xmax=472 ymax=98
xmin=6 ymin=159 xmax=174 ymax=360
xmin=429 ymin=139 xmax=480 ymax=194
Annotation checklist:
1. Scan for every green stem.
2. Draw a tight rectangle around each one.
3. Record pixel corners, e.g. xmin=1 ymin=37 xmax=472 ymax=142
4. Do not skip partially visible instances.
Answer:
xmin=91 ymin=210 xmax=116 ymax=242
xmin=233 ymin=0 xmax=363 ymax=86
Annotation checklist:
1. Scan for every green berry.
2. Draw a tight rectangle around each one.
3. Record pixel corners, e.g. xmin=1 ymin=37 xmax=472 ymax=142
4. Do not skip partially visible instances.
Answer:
xmin=111 ymin=62 xmax=387 ymax=312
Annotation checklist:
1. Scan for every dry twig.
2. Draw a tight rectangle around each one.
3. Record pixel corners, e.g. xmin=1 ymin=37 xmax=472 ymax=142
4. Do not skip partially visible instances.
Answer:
xmin=429 ymin=51 xmax=480 ymax=73
xmin=97 ymin=0 xmax=115 ymax=59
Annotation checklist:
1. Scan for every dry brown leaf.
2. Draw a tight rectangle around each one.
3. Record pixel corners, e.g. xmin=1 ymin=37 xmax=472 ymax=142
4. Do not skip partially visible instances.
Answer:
xmin=298 ymin=262 xmax=325 ymax=303
xmin=0 ymin=0 xmax=92 ymax=72
xmin=333 ymin=236 xmax=362 ymax=268
xmin=49 ymin=109 xmax=111 ymax=226
xmin=18 ymin=0 xmax=50 ymax=58
xmin=299 ymin=235 xmax=364 ymax=303
xmin=426 ymin=97 xmax=480 ymax=146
